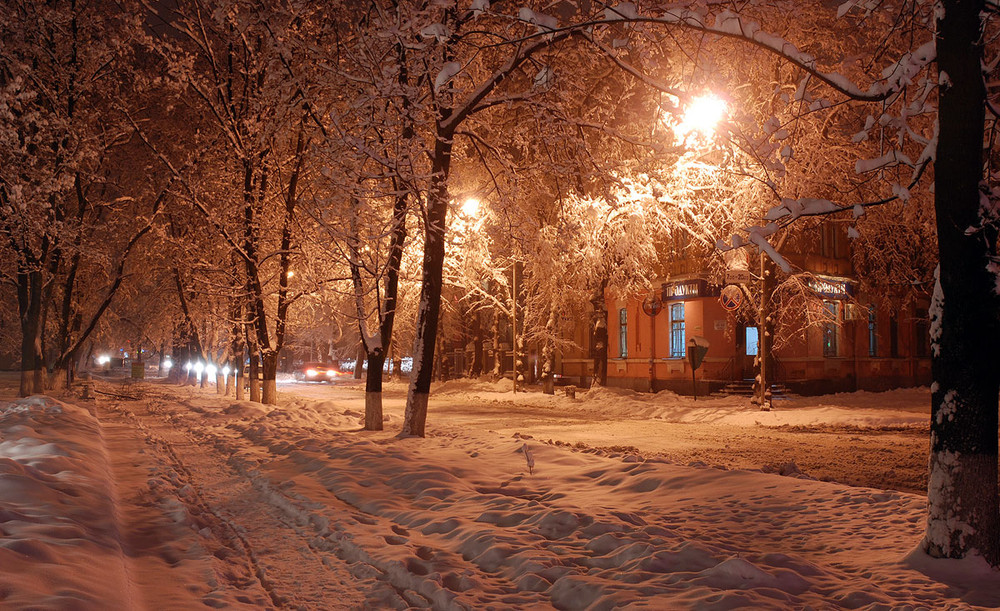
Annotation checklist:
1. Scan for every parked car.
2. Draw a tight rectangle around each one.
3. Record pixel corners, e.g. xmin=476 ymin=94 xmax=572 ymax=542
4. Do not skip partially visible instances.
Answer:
xmin=293 ymin=361 xmax=343 ymax=383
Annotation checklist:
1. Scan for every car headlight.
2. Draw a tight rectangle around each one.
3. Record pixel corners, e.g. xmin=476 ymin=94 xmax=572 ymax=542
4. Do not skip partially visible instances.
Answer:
xmin=306 ymin=369 xmax=317 ymax=377
xmin=326 ymin=370 xmax=336 ymax=377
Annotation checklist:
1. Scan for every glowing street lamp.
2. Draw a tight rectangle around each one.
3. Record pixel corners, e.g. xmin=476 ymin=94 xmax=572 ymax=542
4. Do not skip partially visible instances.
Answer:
xmin=461 ymin=198 xmax=481 ymax=217
xmin=675 ymin=94 xmax=728 ymax=142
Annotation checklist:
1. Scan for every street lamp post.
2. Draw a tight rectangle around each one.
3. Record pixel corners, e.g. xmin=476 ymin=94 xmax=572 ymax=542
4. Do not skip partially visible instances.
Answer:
xmin=642 ymin=291 xmax=662 ymax=393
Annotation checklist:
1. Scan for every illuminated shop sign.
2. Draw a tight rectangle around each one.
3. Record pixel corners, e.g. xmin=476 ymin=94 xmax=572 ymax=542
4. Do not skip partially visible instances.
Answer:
xmin=660 ymin=280 xmax=716 ymax=301
xmin=807 ymin=275 xmax=854 ymax=299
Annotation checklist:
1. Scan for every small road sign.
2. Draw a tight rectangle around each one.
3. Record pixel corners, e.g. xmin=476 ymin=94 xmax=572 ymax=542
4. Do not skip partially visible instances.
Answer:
xmin=725 ymin=269 xmax=752 ymax=285
xmin=720 ymin=285 xmax=743 ymax=311
xmin=642 ymin=293 xmax=662 ymax=316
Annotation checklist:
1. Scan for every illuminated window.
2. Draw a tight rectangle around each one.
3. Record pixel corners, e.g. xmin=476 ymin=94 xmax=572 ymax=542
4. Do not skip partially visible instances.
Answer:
xmin=670 ymin=303 xmax=686 ymax=358
xmin=745 ymin=327 xmax=759 ymax=356
xmin=868 ymin=305 xmax=878 ymax=357
xmin=822 ymin=301 xmax=838 ymax=357
xmin=618 ymin=308 xmax=628 ymax=358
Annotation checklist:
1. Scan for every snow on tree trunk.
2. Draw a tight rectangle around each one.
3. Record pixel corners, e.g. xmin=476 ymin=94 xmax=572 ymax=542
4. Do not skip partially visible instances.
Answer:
xmin=755 ymin=253 xmax=776 ymax=411
xmin=402 ymin=133 xmax=453 ymax=437
xmin=491 ymin=310 xmax=503 ymax=381
xmin=515 ymin=336 xmax=526 ymax=391
xmin=923 ymin=0 xmax=1000 ymax=567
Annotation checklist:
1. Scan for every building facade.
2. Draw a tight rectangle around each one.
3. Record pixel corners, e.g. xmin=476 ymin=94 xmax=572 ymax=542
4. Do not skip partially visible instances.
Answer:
xmin=558 ymin=223 xmax=932 ymax=395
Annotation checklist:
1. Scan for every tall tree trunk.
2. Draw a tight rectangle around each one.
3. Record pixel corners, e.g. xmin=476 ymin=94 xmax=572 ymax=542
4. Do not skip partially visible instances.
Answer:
xmin=248 ymin=348 xmax=261 ymax=403
xmin=261 ymin=349 xmax=278 ymax=405
xmin=356 ymin=41 xmax=412 ymax=430
xmin=231 ymin=265 xmax=245 ymax=400
xmin=233 ymin=336 xmax=245 ymax=401
xmin=357 ymin=185 xmax=407 ymax=431
xmin=755 ymin=253 xmax=776 ymax=411
xmin=512 ymin=261 xmax=525 ymax=392
xmin=170 ymin=342 xmax=186 ymax=384
xmin=491 ymin=309 xmax=503 ymax=381
xmin=434 ymin=335 xmax=444 ymax=382
xmin=470 ymin=309 xmax=484 ymax=377
xmin=187 ymin=340 xmax=200 ymax=386
xmin=401 ymin=130 xmax=453 ymax=437
xmin=17 ymin=268 xmax=44 ymax=396
xmin=590 ymin=278 xmax=608 ymax=388
xmin=541 ymin=305 xmax=557 ymax=395
xmin=364 ymin=352 xmax=385 ymax=431
xmin=353 ymin=343 xmax=365 ymax=380
xmin=924 ymin=0 xmax=1000 ymax=566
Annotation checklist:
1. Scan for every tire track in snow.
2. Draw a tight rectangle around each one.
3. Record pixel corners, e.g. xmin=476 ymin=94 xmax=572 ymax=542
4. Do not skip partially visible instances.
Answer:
xmin=99 ymin=398 xmax=285 ymax=608
xmin=100 ymin=393 xmax=370 ymax=609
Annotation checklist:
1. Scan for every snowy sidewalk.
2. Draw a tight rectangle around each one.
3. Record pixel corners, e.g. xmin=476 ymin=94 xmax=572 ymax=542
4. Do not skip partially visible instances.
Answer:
xmin=0 ymin=395 xmax=274 ymax=609
xmin=2 ymin=389 xmax=998 ymax=609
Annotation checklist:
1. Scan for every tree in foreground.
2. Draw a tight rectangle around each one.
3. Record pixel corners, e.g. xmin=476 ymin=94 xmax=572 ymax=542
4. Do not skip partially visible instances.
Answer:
xmin=692 ymin=0 xmax=998 ymax=566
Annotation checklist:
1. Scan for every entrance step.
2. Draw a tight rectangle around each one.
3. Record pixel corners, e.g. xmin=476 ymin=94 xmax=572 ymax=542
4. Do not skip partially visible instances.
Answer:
xmin=717 ymin=380 xmax=794 ymax=400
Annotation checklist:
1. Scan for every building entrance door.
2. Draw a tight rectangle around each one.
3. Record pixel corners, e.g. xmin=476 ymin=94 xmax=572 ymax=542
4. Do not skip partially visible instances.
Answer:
xmin=737 ymin=325 xmax=759 ymax=380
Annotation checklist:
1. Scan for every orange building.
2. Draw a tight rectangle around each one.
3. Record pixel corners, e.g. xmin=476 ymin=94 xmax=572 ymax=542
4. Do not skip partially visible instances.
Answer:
xmin=556 ymin=224 xmax=932 ymax=395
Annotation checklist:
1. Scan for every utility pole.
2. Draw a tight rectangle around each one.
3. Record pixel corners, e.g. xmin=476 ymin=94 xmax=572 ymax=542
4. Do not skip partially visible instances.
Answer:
xmin=642 ymin=291 xmax=662 ymax=393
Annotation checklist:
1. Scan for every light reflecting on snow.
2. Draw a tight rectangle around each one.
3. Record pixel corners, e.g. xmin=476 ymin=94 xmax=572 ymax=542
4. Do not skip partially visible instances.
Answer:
xmin=2 ymin=380 xmax=995 ymax=609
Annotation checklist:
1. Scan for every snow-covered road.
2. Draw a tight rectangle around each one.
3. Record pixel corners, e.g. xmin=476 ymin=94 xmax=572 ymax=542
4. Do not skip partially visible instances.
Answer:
xmin=1 ymin=376 xmax=997 ymax=609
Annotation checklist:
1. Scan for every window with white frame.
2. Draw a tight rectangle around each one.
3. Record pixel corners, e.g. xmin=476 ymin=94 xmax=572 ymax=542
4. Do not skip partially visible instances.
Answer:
xmin=670 ymin=303 xmax=686 ymax=358
xmin=618 ymin=308 xmax=628 ymax=358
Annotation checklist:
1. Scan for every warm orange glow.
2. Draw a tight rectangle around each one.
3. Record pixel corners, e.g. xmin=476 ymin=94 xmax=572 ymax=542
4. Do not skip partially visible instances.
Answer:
xmin=676 ymin=95 xmax=727 ymax=140
xmin=461 ymin=198 xmax=481 ymax=217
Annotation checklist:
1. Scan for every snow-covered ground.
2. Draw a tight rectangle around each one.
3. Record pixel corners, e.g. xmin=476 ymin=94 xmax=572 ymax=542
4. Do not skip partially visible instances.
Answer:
xmin=1 ymin=373 xmax=998 ymax=609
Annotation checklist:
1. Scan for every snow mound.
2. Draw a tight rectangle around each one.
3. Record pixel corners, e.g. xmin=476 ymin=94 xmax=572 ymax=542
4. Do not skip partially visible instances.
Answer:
xmin=0 ymin=397 xmax=134 ymax=608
